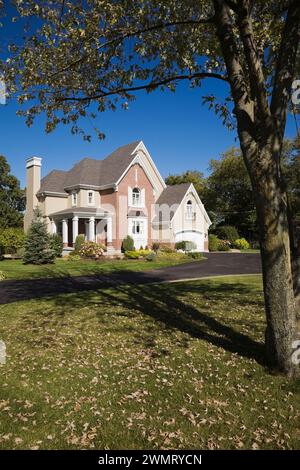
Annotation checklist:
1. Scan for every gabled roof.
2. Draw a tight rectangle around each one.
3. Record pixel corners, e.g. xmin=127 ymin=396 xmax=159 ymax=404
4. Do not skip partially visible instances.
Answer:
xmin=156 ymin=183 xmax=191 ymax=206
xmin=38 ymin=141 xmax=141 ymax=194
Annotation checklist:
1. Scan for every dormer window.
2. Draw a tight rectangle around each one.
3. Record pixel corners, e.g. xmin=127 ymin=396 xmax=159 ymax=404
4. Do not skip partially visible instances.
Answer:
xmin=88 ymin=190 xmax=95 ymax=205
xmin=72 ymin=191 xmax=77 ymax=206
xmin=132 ymin=188 xmax=141 ymax=207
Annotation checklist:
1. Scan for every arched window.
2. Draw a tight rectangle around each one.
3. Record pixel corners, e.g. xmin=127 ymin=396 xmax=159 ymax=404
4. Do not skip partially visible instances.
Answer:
xmin=132 ymin=187 xmax=141 ymax=206
xmin=186 ymin=200 xmax=193 ymax=219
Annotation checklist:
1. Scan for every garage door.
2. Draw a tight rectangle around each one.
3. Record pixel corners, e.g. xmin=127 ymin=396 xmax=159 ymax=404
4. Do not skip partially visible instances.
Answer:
xmin=175 ymin=231 xmax=204 ymax=251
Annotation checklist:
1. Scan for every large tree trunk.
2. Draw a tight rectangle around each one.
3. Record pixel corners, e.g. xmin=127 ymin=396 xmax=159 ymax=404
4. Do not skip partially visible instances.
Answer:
xmin=246 ymin=145 xmax=299 ymax=376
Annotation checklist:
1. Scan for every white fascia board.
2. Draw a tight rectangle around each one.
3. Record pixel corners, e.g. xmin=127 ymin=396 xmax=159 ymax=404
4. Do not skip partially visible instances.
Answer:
xmin=171 ymin=183 xmax=212 ymax=227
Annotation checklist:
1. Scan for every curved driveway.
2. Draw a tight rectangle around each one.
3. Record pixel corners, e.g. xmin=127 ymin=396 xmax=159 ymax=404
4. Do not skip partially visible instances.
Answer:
xmin=0 ymin=253 xmax=261 ymax=305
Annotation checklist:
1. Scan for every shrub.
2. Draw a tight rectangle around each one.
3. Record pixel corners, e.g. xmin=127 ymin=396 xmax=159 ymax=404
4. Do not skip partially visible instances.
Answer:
xmin=121 ymin=235 xmax=135 ymax=252
xmin=217 ymin=239 xmax=231 ymax=251
xmin=188 ymin=252 xmax=203 ymax=259
xmin=74 ymin=234 xmax=85 ymax=253
xmin=216 ymin=225 xmax=239 ymax=244
xmin=124 ymin=250 xmax=140 ymax=259
xmin=23 ymin=209 xmax=56 ymax=265
xmin=49 ymin=233 xmax=63 ymax=258
xmin=0 ymin=228 xmax=25 ymax=254
xmin=209 ymin=234 xmax=219 ymax=251
xmin=67 ymin=254 xmax=81 ymax=261
xmin=233 ymin=238 xmax=250 ymax=250
xmin=159 ymin=244 xmax=175 ymax=253
xmin=79 ymin=241 xmax=106 ymax=259
xmin=175 ymin=241 xmax=186 ymax=251
xmin=146 ymin=252 xmax=156 ymax=261
xmin=152 ymin=242 xmax=160 ymax=252
xmin=138 ymin=249 xmax=152 ymax=258
xmin=176 ymin=240 xmax=197 ymax=252
xmin=0 ymin=270 xmax=6 ymax=281
xmin=11 ymin=247 xmax=25 ymax=259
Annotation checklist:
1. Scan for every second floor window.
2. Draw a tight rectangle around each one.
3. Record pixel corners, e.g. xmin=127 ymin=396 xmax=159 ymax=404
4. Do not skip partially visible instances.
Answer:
xmin=186 ymin=200 xmax=194 ymax=219
xmin=88 ymin=191 xmax=95 ymax=205
xmin=132 ymin=188 xmax=141 ymax=206
xmin=72 ymin=191 xmax=77 ymax=206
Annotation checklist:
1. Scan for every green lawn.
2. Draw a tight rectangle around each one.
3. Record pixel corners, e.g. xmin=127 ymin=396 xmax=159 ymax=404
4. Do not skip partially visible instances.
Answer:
xmin=0 ymin=256 xmax=192 ymax=280
xmin=0 ymin=274 xmax=299 ymax=450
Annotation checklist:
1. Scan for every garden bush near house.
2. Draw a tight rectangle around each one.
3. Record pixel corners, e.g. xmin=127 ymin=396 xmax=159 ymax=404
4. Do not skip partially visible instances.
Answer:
xmin=208 ymin=234 xmax=219 ymax=251
xmin=216 ymin=225 xmax=239 ymax=244
xmin=66 ymin=254 xmax=81 ymax=261
xmin=0 ymin=227 xmax=25 ymax=254
xmin=233 ymin=238 xmax=250 ymax=250
xmin=23 ymin=209 xmax=56 ymax=265
xmin=152 ymin=242 xmax=160 ymax=252
xmin=146 ymin=252 xmax=156 ymax=261
xmin=175 ymin=240 xmax=197 ymax=252
xmin=79 ymin=241 xmax=106 ymax=259
xmin=121 ymin=235 xmax=135 ymax=252
xmin=49 ymin=233 xmax=63 ymax=258
xmin=188 ymin=251 xmax=203 ymax=259
xmin=0 ymin=270 xmax=6 ymax=280
xmin=74 ymin=234 xmax=85 ymax=253
xmin=217 ymin=239 xmax=231 ymax=251
xmin=124 ymin=250 xmax=140 ymax=259
xmin=158 ymin=244 xmax=175 ymax=253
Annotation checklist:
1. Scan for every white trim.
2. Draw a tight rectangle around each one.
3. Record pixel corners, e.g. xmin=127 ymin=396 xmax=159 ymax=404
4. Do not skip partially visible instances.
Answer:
xmin=38 ymin=191 xmax=68 ymax=198
xmin=72 ymin=191 xmax=78 ymax=207
xmin=87 ymin=189 xmax=95 ymax=206
xmin=26 ymin=157 xmax=42 ymax=169
xmin=171 ymin=183 xmax=212 ymax=226
xmin=115 ymin=141 xmax=166 ymax=192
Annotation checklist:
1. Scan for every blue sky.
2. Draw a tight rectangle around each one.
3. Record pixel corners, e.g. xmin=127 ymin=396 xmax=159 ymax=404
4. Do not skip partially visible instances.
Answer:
xmin=0 ymin=4 xmax=298 ymax=188
xmin=1 ymin=80 xmax=298 ymax=189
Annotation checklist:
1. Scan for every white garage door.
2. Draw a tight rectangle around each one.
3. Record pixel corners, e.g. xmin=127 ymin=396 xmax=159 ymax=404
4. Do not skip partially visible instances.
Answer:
xmin=175 ymin=231 xmax=204 ymax=251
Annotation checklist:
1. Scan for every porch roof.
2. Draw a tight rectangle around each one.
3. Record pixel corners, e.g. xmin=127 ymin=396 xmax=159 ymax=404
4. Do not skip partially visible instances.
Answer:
xmin=50 ymin=206 xmax=110 ymax=219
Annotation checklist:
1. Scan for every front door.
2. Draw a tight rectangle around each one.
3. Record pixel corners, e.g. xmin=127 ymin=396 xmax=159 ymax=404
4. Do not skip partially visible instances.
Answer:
xmin=128 ymin=218 xmax=148 ymax=249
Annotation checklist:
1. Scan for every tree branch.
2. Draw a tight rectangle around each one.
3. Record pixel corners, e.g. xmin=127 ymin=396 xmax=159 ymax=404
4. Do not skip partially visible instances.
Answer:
xmin=50 ymin=17 xmax=215 ymax=77
xmin=271 ymin=0 xmax=300 ymax=141
xmin=54 ymin=72 xmax=228 ymax=103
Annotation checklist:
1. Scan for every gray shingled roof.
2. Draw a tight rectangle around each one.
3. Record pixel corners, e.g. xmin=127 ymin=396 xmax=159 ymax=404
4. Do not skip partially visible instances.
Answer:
xmin=156 ymin=183 xmax=191 ymax=206
xmin=38 ymin=141 xmax=140 ymax=194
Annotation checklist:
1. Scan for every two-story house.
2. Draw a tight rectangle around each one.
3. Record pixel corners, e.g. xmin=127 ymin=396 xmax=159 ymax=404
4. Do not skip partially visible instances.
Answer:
xmin=24 ymin=141 xmax=211 ymax=253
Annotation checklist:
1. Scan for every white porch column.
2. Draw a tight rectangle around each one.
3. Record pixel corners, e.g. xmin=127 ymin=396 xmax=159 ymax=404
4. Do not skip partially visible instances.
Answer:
xmin=107 ymin=216 xmax=113 ymax=244
xmin=89 ymin=217 xmax=95 ymax=242
xmin=72 ymin=216 xmax=79 ymax=245
xmin=51 ymin=219 xmax=57 ymax=235
xmin=62 ymin=219 xmax=68 ymax=247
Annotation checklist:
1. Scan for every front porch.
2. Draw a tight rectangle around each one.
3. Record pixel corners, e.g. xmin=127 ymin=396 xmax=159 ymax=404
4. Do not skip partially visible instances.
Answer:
xmin=49 ymin=207 xmax=114 ymax=252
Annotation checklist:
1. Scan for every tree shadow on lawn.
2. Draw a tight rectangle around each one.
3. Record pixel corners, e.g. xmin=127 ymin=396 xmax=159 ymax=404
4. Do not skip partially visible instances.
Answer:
xmin=51 ymin=280 xmax=266 ymax=366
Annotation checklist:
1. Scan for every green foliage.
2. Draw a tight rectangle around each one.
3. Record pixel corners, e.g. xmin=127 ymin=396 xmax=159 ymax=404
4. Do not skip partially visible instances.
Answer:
xmin=0 ymin=270 xmax=6 ymax=281
xmin=216 ymin=225 xmax=239 ymax=244
xmin=23 ymin=209 xmax=55 ymax=265
xmin=188 ymin=252 xmax=203 ymax=259
xmin=124 ymin=250 xmax=140 ymax=259
xmin=208 ymin=234 xmax=219 ymax=252
xmin=74 ymin=234 xmax=85 ymax=253
xmin=233 ymin=238 xmax=250 ymax=250
xmin=165 ymin=171 xmax=206 ymax=198
xmin=158 ymin=244 xmax=175 ymax=253
xmin=0 ymin=155 xmax=25 ymax=229
xmin=152 ymin=242 xmax=160 ymax=252
xmin=67 ymin=254 xmax=81 ymax=261
xmin=79 ymin=241 xmax=106 ymax=259
xmin=121 ymin=235 xmax=135 ymax=253
xmin=175 ymin=240 xmax=197 ymax=252
xmin=217 ymin=239 xmax=231 ymax=251
xmin=146 ymin=252 xmax=157 ymax=261
xmin=49 ymin=233 xmax=63 ymax=258
xmin=0 ymin=227 xmax=25 ymax=254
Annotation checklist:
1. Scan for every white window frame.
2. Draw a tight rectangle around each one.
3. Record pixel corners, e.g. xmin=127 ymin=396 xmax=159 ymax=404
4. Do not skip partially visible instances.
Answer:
xmin=186 ymin=200 xmax=194 ymax=220
xmin=131 ymin=219 xmax=145 ymax=235
xmin=87 ymin=190 xmax=95 ymax=206
xmin=132 ymin=188 xmax=141 ymax=207
xmin=72 ymin=191 xmax=78 ymax=207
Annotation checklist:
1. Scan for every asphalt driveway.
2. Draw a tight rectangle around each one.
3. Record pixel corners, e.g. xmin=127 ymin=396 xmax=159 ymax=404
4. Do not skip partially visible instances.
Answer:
xmin=0 ymin=252 xmax=261 ymax=305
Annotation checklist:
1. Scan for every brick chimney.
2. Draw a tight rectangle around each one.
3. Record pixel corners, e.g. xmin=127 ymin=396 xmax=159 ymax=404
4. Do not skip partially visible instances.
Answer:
xmin=24 ymin=157 xmax=42 ymax=231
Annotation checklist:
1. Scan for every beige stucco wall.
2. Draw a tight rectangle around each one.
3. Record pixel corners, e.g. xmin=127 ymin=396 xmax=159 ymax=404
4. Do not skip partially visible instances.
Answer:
xmin=24 ymin=162 xmax=41 ymax=232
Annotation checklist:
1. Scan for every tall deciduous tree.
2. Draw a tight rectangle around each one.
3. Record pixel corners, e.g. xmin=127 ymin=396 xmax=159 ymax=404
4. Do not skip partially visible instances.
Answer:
xmin=0 ymin=155 xmax=25 ymax=229
xmin=2 ymin=1 xmax=300 ymax=375
xmin=165 ymin=171 xmax=207 ymax=198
